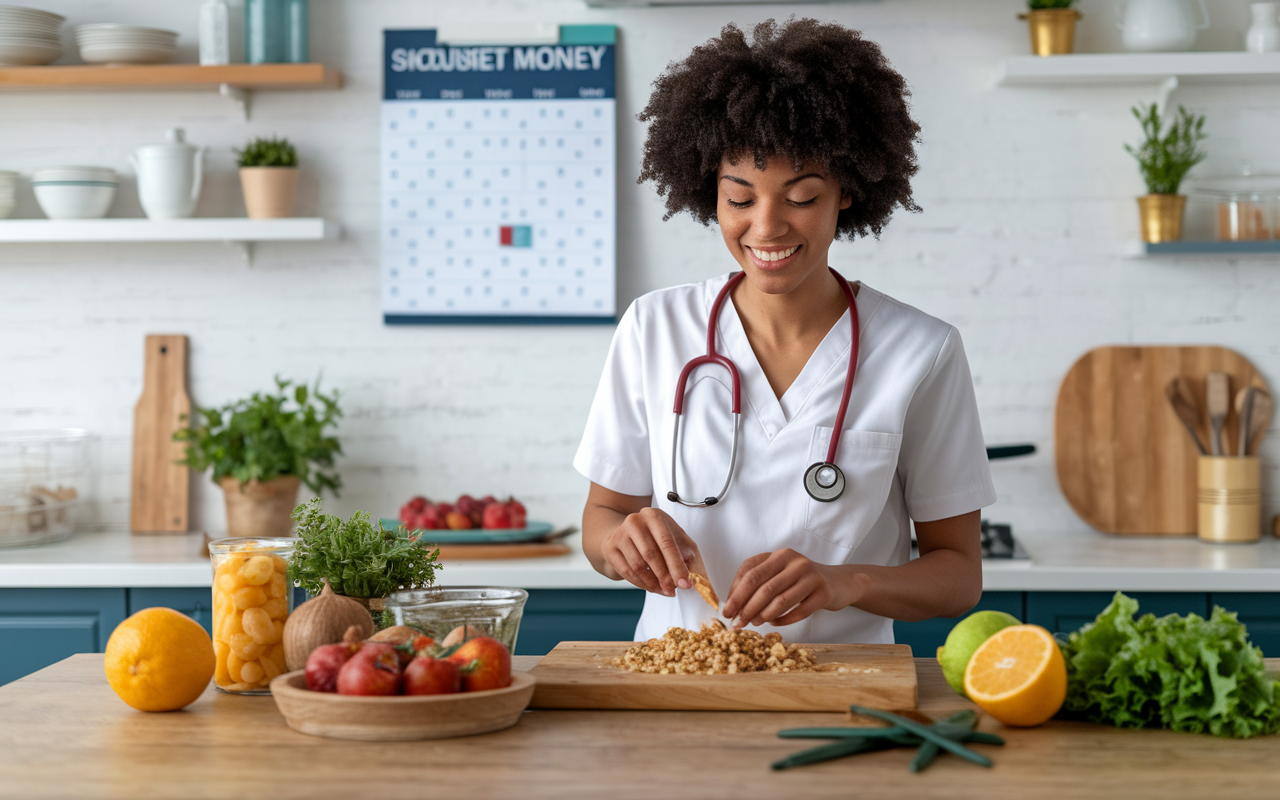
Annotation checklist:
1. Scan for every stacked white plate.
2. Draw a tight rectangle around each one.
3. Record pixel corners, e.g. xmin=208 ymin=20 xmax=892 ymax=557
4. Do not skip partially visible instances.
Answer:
xmin=75 ymin=24 xmax=177 ymax=64
xmin=0 ymin=5 xmax=64 ymax=66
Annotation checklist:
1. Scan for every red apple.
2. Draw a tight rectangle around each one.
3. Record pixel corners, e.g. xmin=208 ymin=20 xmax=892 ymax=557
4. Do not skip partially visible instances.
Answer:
xmin=445 ymin=510 xmax=473 ymax=530
xmin=399 ymin=504 xmax=417 ymax=526
xmin=506 ymin=498 xmax=526 ymax=529
xmin=336 ymin=643 xmax=402 ymax=696
xmin=455 ymin=495 xmax=485 ymax=526
xmin=407 ymin=495 xmax=428 ymax=513
xmin=479 ymin=495 xmax=496 ymax=506
xmin=448 ymin=636 xmax=512 ymax=692
xmin=304 ymin=642 xmax=358 ymax=692
xmin=481 ymin=502 xmax=513 ymax=530
xmin=403 ymin=656 xmax=461 ymax=696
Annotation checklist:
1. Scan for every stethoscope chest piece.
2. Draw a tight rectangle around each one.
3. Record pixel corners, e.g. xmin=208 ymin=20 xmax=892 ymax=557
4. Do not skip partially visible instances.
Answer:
xmin=804 ymin=461 xmax=845 ymax=502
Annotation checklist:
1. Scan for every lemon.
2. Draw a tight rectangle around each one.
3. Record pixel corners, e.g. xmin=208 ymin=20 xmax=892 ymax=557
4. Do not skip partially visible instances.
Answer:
xmin=938 ymin=610 xmax=1021 ymax=697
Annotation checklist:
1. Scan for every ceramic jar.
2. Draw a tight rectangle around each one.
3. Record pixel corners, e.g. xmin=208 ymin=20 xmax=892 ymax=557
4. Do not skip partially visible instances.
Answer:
xmin=1119 ymin=0 xmax=1210 ymax=52
xmin=1247 ymin=3 xmax=1280 ymax=53
xmin=130 ymin=128 xmax=205 ymax=220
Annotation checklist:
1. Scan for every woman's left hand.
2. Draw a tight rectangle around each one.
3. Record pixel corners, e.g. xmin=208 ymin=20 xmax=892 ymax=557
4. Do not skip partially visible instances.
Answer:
xmin=721 ymin=549 xmax=847 ymax=629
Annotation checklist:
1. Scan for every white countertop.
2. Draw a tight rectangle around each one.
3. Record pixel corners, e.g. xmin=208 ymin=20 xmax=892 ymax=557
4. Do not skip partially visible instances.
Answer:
xmin=0 ymin=528 xmax=1278 ymax=592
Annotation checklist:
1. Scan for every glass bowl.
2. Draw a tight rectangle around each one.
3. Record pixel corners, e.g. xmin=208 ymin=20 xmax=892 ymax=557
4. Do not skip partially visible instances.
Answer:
xmin=385 ymin=586 xmax=528 ymax=655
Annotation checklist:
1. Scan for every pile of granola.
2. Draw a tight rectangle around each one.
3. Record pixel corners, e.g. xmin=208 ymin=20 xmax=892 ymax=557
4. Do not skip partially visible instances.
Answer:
xmin=613 ymin=620 xmax=819 ymax=675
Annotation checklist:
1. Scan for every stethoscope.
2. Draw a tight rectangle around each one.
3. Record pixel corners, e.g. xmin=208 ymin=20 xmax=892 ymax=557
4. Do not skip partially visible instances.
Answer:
xmin=666 ymin=267 xmax=861 ymax=508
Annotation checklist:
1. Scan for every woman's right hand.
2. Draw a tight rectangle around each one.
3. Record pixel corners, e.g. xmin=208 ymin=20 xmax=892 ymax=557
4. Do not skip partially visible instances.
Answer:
xmin=602 ymin=507 xmax=701 ymax=596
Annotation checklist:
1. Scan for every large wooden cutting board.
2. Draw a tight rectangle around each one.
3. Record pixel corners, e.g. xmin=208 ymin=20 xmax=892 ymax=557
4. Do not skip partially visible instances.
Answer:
xmin=528 ymin=641 xmax=916 ymax=712
xmin=1055 ymin=345 xmax=1268 ymax=535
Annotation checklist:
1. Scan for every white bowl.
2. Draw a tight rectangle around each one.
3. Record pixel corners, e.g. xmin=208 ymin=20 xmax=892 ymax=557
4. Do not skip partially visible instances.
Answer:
xmin=0 ymin=37 xmax=57 ymax=64
xmin=79 ymin=43 xmax=174 ymax=64
xmin=32 ymin=167 xmax=117 ymax=219
xmin=0 ymin=5 xmax=65 ymax=26
xmin=74 ymin=24 xmax=176 ymax=42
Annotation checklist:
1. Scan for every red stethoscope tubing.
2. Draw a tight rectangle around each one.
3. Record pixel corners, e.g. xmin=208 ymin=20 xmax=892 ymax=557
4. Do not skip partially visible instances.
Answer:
xmin=669 ymin=267 xmax=860 ymax=505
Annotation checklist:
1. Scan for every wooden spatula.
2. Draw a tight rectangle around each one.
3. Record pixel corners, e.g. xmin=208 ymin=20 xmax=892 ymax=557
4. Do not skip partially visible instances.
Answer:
xmin=1246 ymin=389 xmax=1272 ymax=457
xmin=1206 ymin=372 xmax=1230 ymax=456
xmin=1165 ymin=378 xmax=1207 ymax=455
xmin=1236 ymin=387 xmax=1257 ymax=457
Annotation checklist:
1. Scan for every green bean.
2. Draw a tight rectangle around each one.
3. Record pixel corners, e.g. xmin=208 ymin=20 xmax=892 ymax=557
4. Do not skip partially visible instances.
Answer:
xmin=849 ymin=705 xmax=993 ymax=768
xmin=964 ymin=731 xmax=1006 ymax=746
xmin=909 ymin=740 xmax=941 ymax=773
xmin=777 ymin=726 xmax=908 ymax=739
xmin=770 ymin=736 xmax=896 ymax=770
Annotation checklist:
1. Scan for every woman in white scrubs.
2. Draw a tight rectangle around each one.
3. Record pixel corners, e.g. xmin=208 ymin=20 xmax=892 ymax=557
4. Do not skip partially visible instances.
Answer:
xmin=574 ymin=19 xmax=996 ymax=644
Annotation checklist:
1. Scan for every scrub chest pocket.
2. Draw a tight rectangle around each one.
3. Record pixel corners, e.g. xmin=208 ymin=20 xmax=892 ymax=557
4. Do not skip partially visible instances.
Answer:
xmin=803 ymin=428 xmax=903 ymax=548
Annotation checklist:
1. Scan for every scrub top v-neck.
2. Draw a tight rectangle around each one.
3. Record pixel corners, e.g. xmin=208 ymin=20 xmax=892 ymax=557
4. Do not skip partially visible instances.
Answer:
xmin=574 ymin=272 xmax=996 ymax=644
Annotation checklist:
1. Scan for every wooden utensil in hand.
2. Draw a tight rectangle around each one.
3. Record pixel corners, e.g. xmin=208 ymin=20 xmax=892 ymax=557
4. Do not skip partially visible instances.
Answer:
xmin=1206 ymin=372 xmax=1230 ymax=456
xmin=1245 ymin=390 xmax=1272 ymax=457
xmin=1165 ymin=378 xmax=1208 ymax=455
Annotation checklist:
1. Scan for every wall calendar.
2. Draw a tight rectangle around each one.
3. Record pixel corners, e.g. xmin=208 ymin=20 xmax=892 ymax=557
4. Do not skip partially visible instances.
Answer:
xmin=381 ymin=25 xmax=617 ymax=324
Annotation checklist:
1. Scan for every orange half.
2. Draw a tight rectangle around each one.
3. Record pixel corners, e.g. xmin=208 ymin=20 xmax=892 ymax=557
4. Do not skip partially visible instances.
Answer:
xmin=962 ymin=624 xmax=1066 ymax=727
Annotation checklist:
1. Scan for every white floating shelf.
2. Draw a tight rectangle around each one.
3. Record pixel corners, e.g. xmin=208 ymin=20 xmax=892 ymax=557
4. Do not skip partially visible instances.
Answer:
xmin=0 ymin=218 xmax=339 ymax=263
xmin=998 ymin=52 xmax=1280 ymax=86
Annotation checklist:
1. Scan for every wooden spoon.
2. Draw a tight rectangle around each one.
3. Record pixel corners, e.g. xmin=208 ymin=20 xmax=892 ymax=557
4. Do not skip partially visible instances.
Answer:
xmin=1235 ymin=387 xmax=1257 ymax=457
xmin=1246 ymin=389 xmax=1272 ymax=457
xmin=1206 ymin=372 xmax=1230 ymax=456
xmin=1165 ymin=378 xmax=1208 ymax=455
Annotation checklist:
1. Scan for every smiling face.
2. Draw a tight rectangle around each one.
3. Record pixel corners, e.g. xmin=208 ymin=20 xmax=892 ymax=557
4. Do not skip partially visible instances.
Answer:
xmin=717 ymin=154 xmax=851 ymax=296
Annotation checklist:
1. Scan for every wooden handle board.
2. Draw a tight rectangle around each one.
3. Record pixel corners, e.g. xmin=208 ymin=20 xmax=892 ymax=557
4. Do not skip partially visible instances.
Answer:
xmin=528 ymin=641 xmax=917 ymax=712
xmin=1055 ymin=345 xmax=1268 ymax=535
xmin=130 ymin=334 xmax=190 ymax=533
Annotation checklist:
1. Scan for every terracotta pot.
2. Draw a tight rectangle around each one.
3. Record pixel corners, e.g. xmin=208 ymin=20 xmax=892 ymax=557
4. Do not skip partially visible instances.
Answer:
xmin=345 ymin=596 xmax=386 ymax=613
xmin=220 ymin=475 xmax=301 ymax=538
xmin=1019 ymin=8 xmax=1082 ymax=56
xmin=239 ymin=166 xmax=298 ymax=219
xmin=1137 ymin=194 xmax=1186 ymax=243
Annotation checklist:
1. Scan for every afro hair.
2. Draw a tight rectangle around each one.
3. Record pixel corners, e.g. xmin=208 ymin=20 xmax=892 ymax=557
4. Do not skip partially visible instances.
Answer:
xmin=637 ymin=18 xmax=922 ymax=240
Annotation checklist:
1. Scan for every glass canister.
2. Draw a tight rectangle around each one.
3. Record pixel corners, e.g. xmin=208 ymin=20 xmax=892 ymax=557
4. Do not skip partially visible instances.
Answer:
xmin=385 ymin=587 xmax=528 ymax=655
xmin=209 ymin=537 xmax=295 ymax=694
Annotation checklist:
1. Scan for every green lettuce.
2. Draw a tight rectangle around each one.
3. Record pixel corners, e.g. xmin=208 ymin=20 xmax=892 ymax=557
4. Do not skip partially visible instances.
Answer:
xmin=1059 ymin=592 xmax=1280 ymax=738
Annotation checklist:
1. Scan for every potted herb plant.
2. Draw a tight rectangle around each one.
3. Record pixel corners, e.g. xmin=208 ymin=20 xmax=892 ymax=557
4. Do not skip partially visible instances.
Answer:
xmin=175 ymin=377 xmax=341 ymax=538
xmin=1125 ymin=103 xmax=1208 ymax=243
xmin=1019 ymin=0 xmax=1081 ymax=56
xmin=289 ymin=498 xmax=441 ymax=621
xmin=236 ymin=135 xmax=298 ymax=219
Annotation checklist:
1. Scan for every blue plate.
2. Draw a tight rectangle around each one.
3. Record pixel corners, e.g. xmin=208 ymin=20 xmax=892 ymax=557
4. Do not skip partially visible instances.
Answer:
xmin=380 ymin=518 xmax=554 ymax=545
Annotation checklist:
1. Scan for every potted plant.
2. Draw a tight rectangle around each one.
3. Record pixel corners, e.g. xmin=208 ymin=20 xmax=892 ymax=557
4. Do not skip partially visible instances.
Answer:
xmin=175 ymin=377 xmax=341 ymax=538
xmin=236 ymin=135 xmax=298 ymax=219
xmin=288 ymin=498 xmax=441 ymax=622
xmin=1125 ymin=103 xmax=1208 ymax=243
xmin=1019 ymin=0 xmax=1082 ymax=56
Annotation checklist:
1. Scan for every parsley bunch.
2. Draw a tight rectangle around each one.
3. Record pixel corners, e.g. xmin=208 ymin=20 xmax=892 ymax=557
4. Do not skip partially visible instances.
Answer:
xmin=288 ymin=498 xmax=441 ymax=599
xmin=175 ymin=376 xmax=341 ymax=495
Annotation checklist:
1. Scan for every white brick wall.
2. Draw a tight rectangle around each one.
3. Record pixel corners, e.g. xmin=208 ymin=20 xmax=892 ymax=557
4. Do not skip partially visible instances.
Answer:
xmin=2 ymin=0 xmax=1277 ymax=538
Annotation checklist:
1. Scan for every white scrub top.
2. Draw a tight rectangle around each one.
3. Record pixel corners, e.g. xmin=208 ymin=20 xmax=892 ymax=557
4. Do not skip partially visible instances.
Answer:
xmin=573 ymin=272 xmax=996 ymax=644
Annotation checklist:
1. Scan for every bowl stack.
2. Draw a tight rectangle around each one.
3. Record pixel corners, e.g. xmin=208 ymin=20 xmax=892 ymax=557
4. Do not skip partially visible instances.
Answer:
xmin=0 ymin=5 xmax=63 ymax=66
xmin=0 ymin=171 xmax=16 ymax=218
xmin=75 ymin=24 xmax=176 ymax=64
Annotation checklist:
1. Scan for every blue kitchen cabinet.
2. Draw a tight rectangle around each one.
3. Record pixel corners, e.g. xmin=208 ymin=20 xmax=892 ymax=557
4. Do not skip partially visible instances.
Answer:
xmin=1211 ymin=593 xmax=1280 ymax=658
xmin=0 ymin=589 xmax=127 ymax=686
xmin=515 ymin=589 xmax=646 ymax=656
xmin=1026 ymin=592 xmax=1210 ymax=636
xmin=129 ymin=588 xmax=213 ymax=636
xmin=892 ymin=591 xmax=1025 ymax=657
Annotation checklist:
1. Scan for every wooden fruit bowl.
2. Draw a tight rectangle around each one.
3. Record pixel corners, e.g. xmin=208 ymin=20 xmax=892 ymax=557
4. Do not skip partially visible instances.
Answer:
xmin=269 ymin=671 xmax=536 ymax=741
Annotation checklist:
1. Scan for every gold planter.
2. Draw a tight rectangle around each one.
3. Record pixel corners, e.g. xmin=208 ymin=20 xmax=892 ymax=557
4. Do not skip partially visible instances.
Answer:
xmin=220 ymin=475 xmax=301 ymax=538
xmin=1018 ymin=9 xmax=1082 ymax=56
xmin=1137 ymin=194 xmax=1186 ymax=243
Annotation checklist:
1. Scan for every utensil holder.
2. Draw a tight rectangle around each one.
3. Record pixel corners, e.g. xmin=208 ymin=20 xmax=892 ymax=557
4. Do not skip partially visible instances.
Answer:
xmin=1197 ymin=456 xmax=1261 ymax=543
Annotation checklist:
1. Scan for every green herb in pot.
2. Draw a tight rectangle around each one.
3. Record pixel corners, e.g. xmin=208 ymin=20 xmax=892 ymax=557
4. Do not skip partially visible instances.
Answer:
xmin=288 ymin=498 xmax=441 ymax=600
xmin=1060 ymin=592 xmax=1280 ymax=738
xmin=235 ymin=135 xmax=298 ymax=168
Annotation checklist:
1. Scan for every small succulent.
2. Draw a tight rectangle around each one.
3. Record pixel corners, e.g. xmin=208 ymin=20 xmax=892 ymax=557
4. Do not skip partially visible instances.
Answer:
xmin=234 ymin=136 xmax=297 ymax=168
xmin=1028 ymin=0 xmax=1075 ymax=8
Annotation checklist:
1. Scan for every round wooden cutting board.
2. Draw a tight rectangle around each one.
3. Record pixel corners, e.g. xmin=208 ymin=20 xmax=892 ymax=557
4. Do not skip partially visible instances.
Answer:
xmin=1054 ymin=345 xmax=1269 ymax=535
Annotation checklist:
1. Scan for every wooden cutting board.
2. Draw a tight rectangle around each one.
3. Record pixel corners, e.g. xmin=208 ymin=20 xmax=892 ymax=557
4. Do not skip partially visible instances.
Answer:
xmin=130 ymin=334 xmax=190 ymax=534
xmin=528 ymin=641 xmax=916 ymax=712
xmin=1055 ymin=345 xmax=1269 ymax=535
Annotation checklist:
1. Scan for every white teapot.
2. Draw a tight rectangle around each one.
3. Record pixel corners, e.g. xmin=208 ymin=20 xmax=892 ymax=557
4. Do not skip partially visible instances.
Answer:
xmin=1119 ymin=0 xmax=1210 ymax=52
xmin=130 ymin=128 xmax=205 ymax=219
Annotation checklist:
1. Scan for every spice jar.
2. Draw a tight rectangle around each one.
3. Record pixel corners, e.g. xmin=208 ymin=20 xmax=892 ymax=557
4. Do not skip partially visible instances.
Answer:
xmin=209 ymin=537 xmax=295 ymax=694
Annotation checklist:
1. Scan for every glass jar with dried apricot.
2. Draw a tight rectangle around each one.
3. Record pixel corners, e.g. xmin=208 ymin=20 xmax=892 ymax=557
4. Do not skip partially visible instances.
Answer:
xmin=208 ymin=537 xmax=295 ymax=694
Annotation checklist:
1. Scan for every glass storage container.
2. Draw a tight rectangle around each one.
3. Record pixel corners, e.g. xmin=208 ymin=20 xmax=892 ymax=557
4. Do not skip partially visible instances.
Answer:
xmin=386 ymin=587 xmax=528 ymax=655
xmin=0 ymin=429 xmax=88 ymax=549
xmin=209 ymin=537 xmax=295 ymax=694
xmin=1192 ymin=175 xmax=1280 ymax=241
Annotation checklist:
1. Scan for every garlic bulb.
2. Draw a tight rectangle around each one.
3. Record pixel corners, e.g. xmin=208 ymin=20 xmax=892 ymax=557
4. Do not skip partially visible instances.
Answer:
xmin=282 ymin=580 xmax=376 ymax=671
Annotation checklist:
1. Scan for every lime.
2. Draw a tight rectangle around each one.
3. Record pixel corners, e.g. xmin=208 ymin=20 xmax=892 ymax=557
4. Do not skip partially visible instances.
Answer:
xmin=938 ymin=610 xmax=1021 ymax=697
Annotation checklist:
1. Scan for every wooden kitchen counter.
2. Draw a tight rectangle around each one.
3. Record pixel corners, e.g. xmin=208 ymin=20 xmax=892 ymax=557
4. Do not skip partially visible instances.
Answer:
xmin=1 ymin=655 xmax=1277 ymax=800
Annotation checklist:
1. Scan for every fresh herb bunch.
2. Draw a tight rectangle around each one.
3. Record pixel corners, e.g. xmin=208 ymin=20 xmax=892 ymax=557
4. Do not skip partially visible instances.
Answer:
xmin=1124 ymin=103 xmax=1207 ymax=195
xmin=1028 ymin=0 xmax=1075 ymax=9
xmin=1060 ymin=592 xmax=1280 ymax=738
xmin=174 ymin=376 xmax=341 ymax=495
xmin=235 ymin=136 xmax=298 ymax=168
xmin=288 ymin=498 xmax=441 ymax=599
